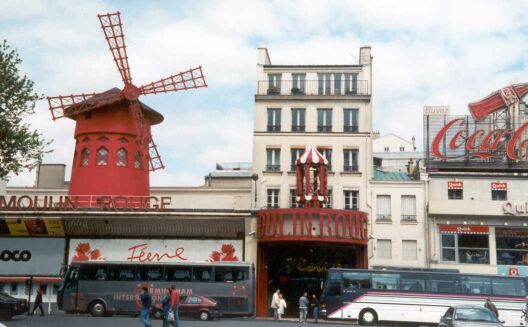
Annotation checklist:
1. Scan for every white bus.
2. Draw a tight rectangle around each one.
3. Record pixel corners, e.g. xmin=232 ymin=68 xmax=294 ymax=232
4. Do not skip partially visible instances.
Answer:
xmin=321 ymin=268 xmax=527 ymax=326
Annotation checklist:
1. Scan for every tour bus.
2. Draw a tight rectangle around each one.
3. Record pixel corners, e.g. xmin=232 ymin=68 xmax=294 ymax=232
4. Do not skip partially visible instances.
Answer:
xmin=321 ymin=268 xmax=527 ymax=326
xmin=58 ymin=261 xmax=254 ymax=317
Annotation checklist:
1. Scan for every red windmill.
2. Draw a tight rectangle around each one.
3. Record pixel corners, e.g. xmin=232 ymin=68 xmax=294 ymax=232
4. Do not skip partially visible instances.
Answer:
xmin=46 ymin=12 xmax=206 ymax=205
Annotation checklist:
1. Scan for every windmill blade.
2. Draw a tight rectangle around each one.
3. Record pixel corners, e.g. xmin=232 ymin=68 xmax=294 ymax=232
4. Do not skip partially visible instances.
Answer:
xmin=128 ymin=101 xmax=164 ymax=171
xmin=98 ymin=12 xmax=132 ymax=85
xmin=47 ymin=91 xmax=122 ymax=120
xmin=139 ymin=66 xmax=207 ymax=96
xmin=148 ymin=138 xmax=164 ymax=171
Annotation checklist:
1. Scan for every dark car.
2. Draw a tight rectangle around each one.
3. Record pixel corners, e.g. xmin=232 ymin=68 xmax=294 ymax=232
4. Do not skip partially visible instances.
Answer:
xmin=153 ymin=295 xmax=222 ymax=321
xmin=439 ymin=305 xmax=504 ymax=327
xmin=0 ymin=292 xmax=28 ymax=320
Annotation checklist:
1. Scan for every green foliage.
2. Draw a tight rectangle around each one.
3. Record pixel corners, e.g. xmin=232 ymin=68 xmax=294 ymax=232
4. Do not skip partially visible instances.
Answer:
xmin=0 ymin=39 xmax=51 ymax=181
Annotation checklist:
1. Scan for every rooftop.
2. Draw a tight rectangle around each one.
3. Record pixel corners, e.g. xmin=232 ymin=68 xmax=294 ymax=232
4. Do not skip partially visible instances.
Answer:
xmin=372 ymin=167 xmax=412 ymax=181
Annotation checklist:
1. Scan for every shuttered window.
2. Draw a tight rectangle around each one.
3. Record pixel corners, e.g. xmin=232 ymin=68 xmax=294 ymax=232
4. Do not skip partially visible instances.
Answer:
xmin=376 ymin=195 xmax=391 ymax=220
xmin=402 ymin=240 xmax=418 ymax=260
xmin=401 ymin=195 xmax=416 ymax=221
xmin=377 ymin=239 xmax=392 ymax=259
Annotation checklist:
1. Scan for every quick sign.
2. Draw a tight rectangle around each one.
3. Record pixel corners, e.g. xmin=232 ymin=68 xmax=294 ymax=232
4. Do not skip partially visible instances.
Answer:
xmin=447 ymin=181 xmax=463 ymax=189
xmin=68 ymin=239 xmax=243 ymax=264
xmin=0 ymin=238 xmax=65 ymax=276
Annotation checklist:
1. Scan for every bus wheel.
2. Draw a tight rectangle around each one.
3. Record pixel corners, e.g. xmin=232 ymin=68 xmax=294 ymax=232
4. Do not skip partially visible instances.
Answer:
xmin=199 ymin=311 xmax=210 ymax=321
xmin=359 ymin=308 xmax=378 ymax=326
xmin=89 ymin=301 xmax=106 ymax=317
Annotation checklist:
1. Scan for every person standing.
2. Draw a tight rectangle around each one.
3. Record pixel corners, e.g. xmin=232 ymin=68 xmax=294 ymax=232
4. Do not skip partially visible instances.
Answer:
xmin=277 ymin=293 xmax=287 ymax=321
xmin=169 ymin=285 xmax=180 ymax=327
xmin=162 ymin=288 xmax=171 ymax=327
xmin=270 ymin=289 xmax=280 ymax=320
xmin=299 ymin=292 xmax=309 ymax=324
xmin=139 ymin=286 xmax=152 ymax=327
xmin=311 ymin=294 xmax=319 ymax=323
xmin=31 ymin=286 xmax=45 ymax=316
xmin=485 ymin=297 xmax=499 ymax=319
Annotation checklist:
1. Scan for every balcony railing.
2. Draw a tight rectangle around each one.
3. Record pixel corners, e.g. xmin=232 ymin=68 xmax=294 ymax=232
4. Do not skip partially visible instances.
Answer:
xmin=267 ymin=125 xmax=281 ymax=132
xmin=257 ymin=80 xmax=370 ymax=96
xmin=344 ymin=125 xmax=359 ymax=132
xmin=343 ymin=165 xmax=359 ymax=172
xmin=317 ymin=125 xmax=332 ymax=132
xmin=376 ymin=214 xmax=392 ymax=221
xmin=401 ymin=215 xmax=417 ymax=222
xmin=291 ymin=125 xmax=305 ymax=132
xmin=266 ymin=165 xmax=280 ymax=172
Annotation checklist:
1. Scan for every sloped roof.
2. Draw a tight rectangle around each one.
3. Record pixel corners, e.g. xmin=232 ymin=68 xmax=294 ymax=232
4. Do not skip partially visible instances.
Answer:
xmin=373 ymin=167 xmax=411 ymax=181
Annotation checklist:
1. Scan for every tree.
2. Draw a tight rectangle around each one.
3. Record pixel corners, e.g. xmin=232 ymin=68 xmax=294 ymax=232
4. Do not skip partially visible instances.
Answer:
xmin=0 ymin=40 xmax=51 ymax=180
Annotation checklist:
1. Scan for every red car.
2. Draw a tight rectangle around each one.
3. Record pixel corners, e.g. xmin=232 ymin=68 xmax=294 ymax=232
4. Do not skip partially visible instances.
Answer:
xmin=153 ymin=295 xmax=222 ymax=321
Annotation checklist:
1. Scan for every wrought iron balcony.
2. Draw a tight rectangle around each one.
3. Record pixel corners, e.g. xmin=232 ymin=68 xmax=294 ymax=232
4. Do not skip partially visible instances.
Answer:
xmin=343 ymin=165 xmax=359 ymax=172
xmin=257 ymin=80 xmax=370 ymax=96
xmin=344 ymin=125 xmax=359 ymax=132
xmin=401 ymin=215 xmax=417 ymax=222
xmin=265 ymin=164 xmax=281 ymax=172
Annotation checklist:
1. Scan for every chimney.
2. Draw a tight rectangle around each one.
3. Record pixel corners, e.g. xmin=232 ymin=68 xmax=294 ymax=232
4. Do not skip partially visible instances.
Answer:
xmin=372 ymin=131 xmax=380 ymax=140
xmin=257 ymin=48 xmax=271 ymax=65
xmin=359 ymin=46 xmax=371 ymax=65
xmin=35 ymin=163 xmax=66 ymax=188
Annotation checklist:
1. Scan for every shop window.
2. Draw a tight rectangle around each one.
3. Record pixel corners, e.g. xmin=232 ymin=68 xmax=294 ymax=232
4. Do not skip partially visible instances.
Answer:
xmin=372 ymin=273 xmax=400 ymax=291
xmin=116 ymin=148 xmax=128 ymax=167
xmin=377 ymin=239 xmax=392 ymax=259
xmin=492 ymin=190 xmax=507 ymax=201
xmin=96 ymin=147 xmax=109 ymax=166
xmin=441 ymin=233 xmax=489 ymax=264
xmin=134 ymin=152 xmax=142 ymax=169
xmin=165 ymin=266 xmax=192 ymax=282
xmin=267 ymin=189 xmax=280 ymax=208
xmin=81 ymin=148 xmax=90 ymax=167
xmin=402 ymin=240 xmax=417 ymax=260
xmin=344 ymin=190 xmax=359 ymax=210
xmin=448 ymin=189 xmax=463 ymax=200
xmin=496 ymin=228 xmax=528 ymax=265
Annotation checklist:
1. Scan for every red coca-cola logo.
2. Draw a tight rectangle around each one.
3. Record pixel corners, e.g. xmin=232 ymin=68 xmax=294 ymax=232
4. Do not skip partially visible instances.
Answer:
xmin=432 ymin=119 xmax=528 ymax=160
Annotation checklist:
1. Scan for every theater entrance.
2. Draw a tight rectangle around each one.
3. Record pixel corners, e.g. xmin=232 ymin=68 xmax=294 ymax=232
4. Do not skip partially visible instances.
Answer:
xmin=256 ymin=241 xmax=366 ymax=317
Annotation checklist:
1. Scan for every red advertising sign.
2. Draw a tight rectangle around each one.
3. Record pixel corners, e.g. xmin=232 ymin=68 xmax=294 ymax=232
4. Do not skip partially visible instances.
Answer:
xmin=447 ymin=181 xmax=463 ymax=189
xmin=491 ymin=182 xmax=507 ymax=190
xmin=439 ymin=225 xmax=489 ymax=234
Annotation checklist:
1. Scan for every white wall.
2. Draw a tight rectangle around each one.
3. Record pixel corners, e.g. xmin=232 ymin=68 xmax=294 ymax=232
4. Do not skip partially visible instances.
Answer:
xmin=373 ymin=133 xmax=414 ymax=153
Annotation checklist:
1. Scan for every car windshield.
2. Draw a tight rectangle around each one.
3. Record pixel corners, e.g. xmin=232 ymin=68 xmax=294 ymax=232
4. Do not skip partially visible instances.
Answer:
xmin=454 ymin=308 xmax=499 ymax=322
xmin=0 ymin=293 xmax=14 ymax=301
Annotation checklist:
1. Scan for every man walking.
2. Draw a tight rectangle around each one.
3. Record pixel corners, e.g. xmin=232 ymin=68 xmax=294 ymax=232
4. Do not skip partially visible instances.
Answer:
xmin=299 ymin=292 xmax=309 ymax=324
xmin=170 ymin=285 xmax=180 ymax=327
xmin=311 ymin=293 xmax=319 ymax=323
xmin=139 ymin=286 xmax=152 ymax=327
xmin=31 ymin=286 xmax=45 ymax=316
xmin=270 ymin=289 xmax=280 ymax=320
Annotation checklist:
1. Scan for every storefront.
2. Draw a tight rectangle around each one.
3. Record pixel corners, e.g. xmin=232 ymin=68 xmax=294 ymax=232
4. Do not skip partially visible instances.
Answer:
xmin=255 ymin=208 xmax=368 ymax=317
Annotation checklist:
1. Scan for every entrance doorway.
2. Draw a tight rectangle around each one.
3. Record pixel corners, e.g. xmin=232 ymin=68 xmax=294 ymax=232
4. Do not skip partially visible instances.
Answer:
xmin=257 ymin=242 xmax=365 ymax=317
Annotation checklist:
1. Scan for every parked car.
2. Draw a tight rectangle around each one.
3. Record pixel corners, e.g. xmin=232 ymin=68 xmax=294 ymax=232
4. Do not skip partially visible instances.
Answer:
xmin=153 ymin=295 xmax=222 ymax=321
xmin=439 ymin=305 xmax=504 ymax=327
xmin=0 ymin=292 xmax=27 ymax=321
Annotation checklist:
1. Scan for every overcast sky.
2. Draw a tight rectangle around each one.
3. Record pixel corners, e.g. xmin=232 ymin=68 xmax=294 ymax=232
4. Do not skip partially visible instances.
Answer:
xmin=2 ymin=0 xmax=528 ymax=186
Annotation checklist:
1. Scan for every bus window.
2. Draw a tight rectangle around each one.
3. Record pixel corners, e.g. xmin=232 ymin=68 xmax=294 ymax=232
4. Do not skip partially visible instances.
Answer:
xmin=401 ymin=274 xmax=426 ymax=292
xmin=343 ymin=272 xmax=371 ymax=290
xmin=372 ymin=273 xmax=400 ymax=291
xmin=79 ymin=265 xmax=107 ymax=281
xmin=327 ymin=282 xmax=341 ymax=296
xmin=215 ymin=267 xmax=249 ymax=282
xmin=165 ymin=266 xmax=192 ymax=282
xmin=107 ymin=266 xmax=135 ymax=281
xmin=192 ymin=266 xmax=213 ymax=282
xmin=329 ymin=271 xmax=342 ymax=280
xmin=460 ymin=276 xmax=491 ymax=295
xmin=492 ymin=277 xmax=527 ymax=297
xmin=136 ymin=266 xmax=164 ymax=281
xmin=429 ymin=275 xmax=460 ymax=294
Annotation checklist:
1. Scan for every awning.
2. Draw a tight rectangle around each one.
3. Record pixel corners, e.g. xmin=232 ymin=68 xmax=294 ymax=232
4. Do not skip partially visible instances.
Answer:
xmin=439 ymin=225 xmax=489 ymax=235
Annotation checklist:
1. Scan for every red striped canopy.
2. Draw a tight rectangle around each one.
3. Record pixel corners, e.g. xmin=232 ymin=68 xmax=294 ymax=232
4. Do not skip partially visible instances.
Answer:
xmin=297 ymin=147 xmax=328 ymax=165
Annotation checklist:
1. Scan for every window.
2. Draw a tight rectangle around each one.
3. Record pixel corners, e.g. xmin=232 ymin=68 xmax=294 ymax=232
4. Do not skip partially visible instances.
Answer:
xmin=496 ymin=228 xmax=528 ymax=265
xmin=134 ymin=152 xmax=142 ymax=169
xmin=267 ymin=74 xmax=281 ymax=94
xmin=214 ymin=267 xmax=249 ymax=282
xmin=402 ymin=240 xmax=417 ymax=260
xmin=343 ymin=149 xmax=358 ymax=172
xmin=136 ymin=266 xmax=163 ymax=281
xmin=10 ymin=283 xmax=17 ymax=295
xmin=267 ymin=189 xmax=280 ymax=208
xmin=81 ymin=148 xmax=89 ymax=166
xmin=317 ymin=109 xmax=332 ymax=132
xmin=344 ymin=190 xmax=358 ymax=210
xmin=192 ymin=266 xmax=212 ymax=282
xmin=291 ymin=109 xmax=305 ymax=132
xmin=317 ymin=73 xmax=332 ymax=95
xmin=401 ymin=195 xmax=416 ymax=221
xmin=399 ymin=146 xmax=405 ymax=152
xmin=116 ymin=148 xmax=128 ymax=167
xmin=267 ymin=108 xmax=281 ymax=132
xmin=96 ymin=147 xmax=108 ymax=166
xmin=290 ymin=148 xmax=304 ymax=171
xmin=317 ymin=148 xmax=332 ymax=171
xmin=290 ymin=189 xmax=300 ymax=208
xmin=344 ymin=73 xmax=358 ymax=95
xmin=376 ymin=195 xmax=391 ymax=220
xmin=323 ymin=190 xmax=333 ymax=209
xmin=492 ymin=190 xmax=507 ymax=201
xmin=429 ymin=275 xmax=460 ymax=294
xmin=334 ymin=73 xmax=342 ymax=95
xmin=441 ymin=232 xmax=489 ymax=264
xmin=377 ymin=239 xmax=392 ymax=259
xmin=384 ymin=147 xmax=389 ymax=152
xmin=372 ymin=273 xmax=400 ymax=290
xmin=107 ymin=265 xmax=135 ymax=281
xmin=401 ymin=274 xmax=427 ymax=292
xmin=461 ymin=276 xmax=491 ymax=295
xmin=492 ymin=277 xmax=527 ymax=297
xmin=343 ymin=272 xmax=371 ymax=290
xmin=266 ymin=148 xmax=280 ymax=171
xmin=165 ymin=266 xmax=192 ymax=281
xmin=448 ymin=189 xmax=463 ymax=200
xmin=187 ymin=296 xmax=203 ymax=304
xmin=291 ymin=74 xmax=305 ymax=94
xmin=343 ymin=109 xmax=358 ymax=132
xmin=80 ymin=265 xmax=107 ymax=281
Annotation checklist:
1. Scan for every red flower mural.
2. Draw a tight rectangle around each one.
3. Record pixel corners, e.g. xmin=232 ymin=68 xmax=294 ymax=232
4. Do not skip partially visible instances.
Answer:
xmin=71 ymin=242 xmax=105 ymax=262
xmin=208 ymin=243 xmax=239 ymax=262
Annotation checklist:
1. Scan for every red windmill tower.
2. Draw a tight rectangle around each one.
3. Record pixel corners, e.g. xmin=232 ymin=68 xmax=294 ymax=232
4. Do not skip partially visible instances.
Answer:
xmin=46 ymin=12 xmax=206 ymax=206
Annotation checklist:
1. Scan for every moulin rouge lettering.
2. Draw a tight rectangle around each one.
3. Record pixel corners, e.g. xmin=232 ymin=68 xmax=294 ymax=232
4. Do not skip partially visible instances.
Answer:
xmin=127 ymin=243 xmax=187 ymax=262
xmin=432 ymin=119 xmax=528 ymax=160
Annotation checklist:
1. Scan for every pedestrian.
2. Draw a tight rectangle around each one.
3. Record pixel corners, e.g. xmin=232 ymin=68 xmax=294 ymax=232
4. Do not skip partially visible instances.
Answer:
xmin=311 ymin=294 xmax=319 ymax=323
xmin=162 ymin=288 xmax=171 ymax=327
xmin=139 ymin=286 xmax=152 ymax=327
xmin=169 ymin=285 xmax=180 ymax=327
xmin=299 ymin=291 xmax=309 ymax=324
xmin=485 ymin=297 xmax=499 ymax=319
xmin=31 ymin=285 xmax=45 ymax=316
xmin=277 ymin=293 xmax=287 ymax=321
xmin=270 ymin=289 xmax=280 ymax=320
